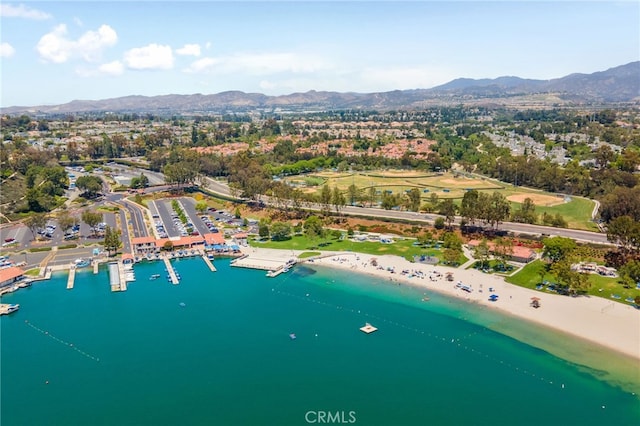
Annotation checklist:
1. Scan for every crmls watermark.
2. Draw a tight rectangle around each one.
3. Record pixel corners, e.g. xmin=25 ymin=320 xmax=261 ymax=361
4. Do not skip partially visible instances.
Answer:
xmin=305 ymin=411 xmax=356 ymax=424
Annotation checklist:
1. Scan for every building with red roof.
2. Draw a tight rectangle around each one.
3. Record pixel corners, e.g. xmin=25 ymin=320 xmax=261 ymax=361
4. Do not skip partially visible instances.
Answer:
xmin=0 ymin=266 xmax=25 ymax=288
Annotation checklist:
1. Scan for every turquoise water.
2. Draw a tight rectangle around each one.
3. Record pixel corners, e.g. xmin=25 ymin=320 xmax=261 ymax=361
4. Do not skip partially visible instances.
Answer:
xmin=1 ymin=258 xmax=639 ymax=426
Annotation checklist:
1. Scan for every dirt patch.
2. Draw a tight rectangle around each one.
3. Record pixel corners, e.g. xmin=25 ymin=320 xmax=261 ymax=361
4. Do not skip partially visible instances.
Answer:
xmin=507 ymin=193 xmax=565 ymax=207
xmin=439 ymin=178 xmax=484 ymax=186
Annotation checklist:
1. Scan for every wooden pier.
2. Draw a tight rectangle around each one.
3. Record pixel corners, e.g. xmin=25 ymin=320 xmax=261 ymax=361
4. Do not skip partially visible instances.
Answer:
xmin=201 ymin=254 xmax=217 ymax=272
xmin=93 ymin=260 xmax=99 ymax=274
xmin=163 ymin=256 xmax=179 ymax=285
xmin=66 ymin=266 xmax=76 ymax=289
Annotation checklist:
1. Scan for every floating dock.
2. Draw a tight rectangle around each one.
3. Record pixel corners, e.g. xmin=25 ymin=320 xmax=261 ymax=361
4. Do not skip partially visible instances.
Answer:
xmin=201 ymin=254 xmax=216 ymax=272
xmin=360 ymin=323 xmax=378 ymax=334
xmin=66 ymin=266 xmax=76 ymax=289
xmin=117 ymin=262 xmax=128 ymax=291
xmin=93 ymin=260 xmax=99 ymax=274
xmin=163 ymin=256 xmax=179 ymax=285
xmin=108 ymin=262 xmax=120 ymax=292
xmin=231 ymin=256 xmax=294 ymax=273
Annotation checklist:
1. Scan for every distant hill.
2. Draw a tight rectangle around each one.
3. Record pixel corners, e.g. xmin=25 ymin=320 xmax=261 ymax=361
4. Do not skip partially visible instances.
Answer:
xmin=3 ymin=61 xmax=638 ymax=115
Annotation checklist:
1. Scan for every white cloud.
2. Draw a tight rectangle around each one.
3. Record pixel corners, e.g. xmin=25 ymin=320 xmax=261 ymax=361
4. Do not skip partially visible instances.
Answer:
xmin=0 ymin=42 xmax=16 ymax=58
xmin=36 ymin=24 xmax=118 ymax=64
xmin=124 ymin=44 xmax=174 ymax=70
xmin=184 ymin=52 xmax=333 ymax=75
xmin=98 ymin=60 xmax=124 ymax=76
xmin=76 ymin=60 xmax=124 ymax=77
xmin=0 ymin=3 xmax=51 ymax=20
xmin=176 ymin=44 xmax=201 ymax=57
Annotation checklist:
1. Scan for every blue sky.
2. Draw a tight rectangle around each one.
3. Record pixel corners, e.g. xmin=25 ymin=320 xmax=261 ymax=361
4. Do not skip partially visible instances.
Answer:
xmin=1 ymin=1 xmax=638 ymax=107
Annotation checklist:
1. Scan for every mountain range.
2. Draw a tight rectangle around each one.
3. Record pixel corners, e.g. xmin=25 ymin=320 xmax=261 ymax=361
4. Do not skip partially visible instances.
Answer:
xmin=3 ymin=61 xmax=638 ymax=115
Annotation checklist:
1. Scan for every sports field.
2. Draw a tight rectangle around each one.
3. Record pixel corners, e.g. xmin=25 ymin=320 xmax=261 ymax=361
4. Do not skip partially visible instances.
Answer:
xmin=284 ymin=170 xmax=597 ymax=230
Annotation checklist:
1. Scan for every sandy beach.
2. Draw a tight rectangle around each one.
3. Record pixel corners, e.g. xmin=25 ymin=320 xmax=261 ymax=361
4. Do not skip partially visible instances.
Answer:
xmin=307 ymin=252 xmax=640 ymax=360
xmin=248 ymin=249 xmax=640 ymax=361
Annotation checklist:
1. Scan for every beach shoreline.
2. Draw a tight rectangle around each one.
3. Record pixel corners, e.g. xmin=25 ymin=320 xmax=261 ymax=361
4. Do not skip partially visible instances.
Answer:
xmin=12 ymin=244 xmax=638 ymax=361
xmin=283 ymin=249 xmax=640 ymax=361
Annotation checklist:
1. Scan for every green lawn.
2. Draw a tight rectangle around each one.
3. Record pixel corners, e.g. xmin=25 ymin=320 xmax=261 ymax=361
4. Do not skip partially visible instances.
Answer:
xmin=250 ymin=234 xmax=467 ymax=264
xmin=506 ymin=260 xmax=640 ymax=305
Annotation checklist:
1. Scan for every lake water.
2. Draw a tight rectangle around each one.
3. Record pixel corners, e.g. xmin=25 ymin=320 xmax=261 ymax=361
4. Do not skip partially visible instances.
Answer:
xmin=1 ymin=257 xmax=638 ymax=425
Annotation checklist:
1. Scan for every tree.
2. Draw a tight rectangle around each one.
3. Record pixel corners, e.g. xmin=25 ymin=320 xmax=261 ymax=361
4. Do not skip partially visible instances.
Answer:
xmin=606 ymin=215 xmax=640 ymax=253
xmin=474 ymin=239 xmax=491 ymax=269
xmin=76 ymin=175 xmax=103 ymax=198
xmin=434 ymin=217 xmax=445 ymax=230
xmin=493 ymin=237 xmax=514 ymax=269
xmin=81 ymin=210 xmax=103 ymax=237
xmin=195 ymin=201 xmax=208 ymax=215
xmin=619 ymin=260 xmax=640 ymax=288
xmin=319 ymin=184 xmax=332 ymax=216
xmin=460 ymin=190 xmax=480 ymax=225
xmin=542 ymin=236 xmax=576 ymax=263
xmin=57 ymin=211 xmax=78 ymax=235
xmin=443 ymin=248 xmax=461 ymax=266
xmin=368 ymin=186 xmax=377 ymax=207
xmin=163 ymin=240 xmax=174 ymax=251
xmin=347 ymin=184 xmax=359 ymax=206
xmin=270 ymin=222 xmax=292 ymax=241
xmin=442 ymin=231 xmax=463 ymax=251
xmin=486 ymin=192 xmax=511 ymax=229
xmin=258 ymin=220 xmax=270 ymax=240
xmin=103 ymin=225 xmax=122 ymax=256
xmin=511 ymin=197 xmax=537 ymax=224
xmin=304 ymin=215 xmax=324 ymax=241
xmin=331 ymin=186 xmax=346 ymax=214
xmin=25 ymin=213 xmax=47 ymax=240
xmin=551 ymin=260 xmax=590 ymax=296
xmin=130 ymin=173 xmax=149 ymax=189
xmin=406 ymin=188 xmax=421 ymax=212
xmin=417 ymin=230 xmax=433 ymax=246
xmin=438 ymin=199 xmax=457 ymax=228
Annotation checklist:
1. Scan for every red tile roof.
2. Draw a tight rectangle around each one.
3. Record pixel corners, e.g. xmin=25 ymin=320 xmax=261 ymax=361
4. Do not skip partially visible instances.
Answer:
xmin=0 ymin=266 xmax=25 ymax=283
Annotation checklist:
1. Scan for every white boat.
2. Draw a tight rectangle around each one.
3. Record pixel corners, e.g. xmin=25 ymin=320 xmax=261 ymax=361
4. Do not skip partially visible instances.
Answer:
xmin=266 ymin=270 xmax=276 ymax=277
xmin=150 ymin=274 xmax=160 ymax=280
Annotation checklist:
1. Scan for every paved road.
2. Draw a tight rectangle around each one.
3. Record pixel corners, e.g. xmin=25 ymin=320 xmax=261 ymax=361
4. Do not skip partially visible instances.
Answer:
xmin=192 ymin=178 xmax=611 ymax=244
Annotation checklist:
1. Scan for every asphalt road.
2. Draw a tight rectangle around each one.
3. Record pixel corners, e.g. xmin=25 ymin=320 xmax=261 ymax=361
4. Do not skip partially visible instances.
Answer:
xmin=197 ymin=184 xmax=610 ymax=245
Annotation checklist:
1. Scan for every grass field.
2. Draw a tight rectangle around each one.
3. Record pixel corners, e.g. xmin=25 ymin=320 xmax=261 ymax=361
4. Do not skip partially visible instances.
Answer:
xmin=506 ymin=260 xmax=640 ymax=305
xmin=250 ymin=233 xmax=467 ymax=265
xmin=284 ymin=170 xmax=596 ymax=230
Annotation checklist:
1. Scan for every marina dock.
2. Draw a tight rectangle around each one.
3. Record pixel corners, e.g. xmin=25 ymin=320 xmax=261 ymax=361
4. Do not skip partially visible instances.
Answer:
xmin=231 ymin=256 xmax=293 ymax=272
xmin=118 ymin=262 xmax=128 ymax=291
xmin=201 ymin=254 xmax=217 ymax=272
xmin=66 ymin=266 xmax=76 ymax=289
xmin=107 ymin=262 xmax=127 ymax=292
xmin=108 ymin=262 xmax=120 ymax=292
xmin=163 ymin=256 xmax=179 ymax=285
xmin=93 ymin=260 xmax=99 ymax=274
